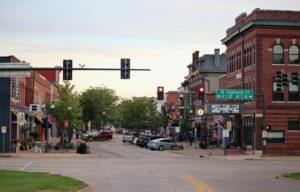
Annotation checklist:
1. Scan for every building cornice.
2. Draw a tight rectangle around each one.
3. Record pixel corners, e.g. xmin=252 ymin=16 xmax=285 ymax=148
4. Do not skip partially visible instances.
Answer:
xmin=222 ymin=20 xmax=300 ymax=44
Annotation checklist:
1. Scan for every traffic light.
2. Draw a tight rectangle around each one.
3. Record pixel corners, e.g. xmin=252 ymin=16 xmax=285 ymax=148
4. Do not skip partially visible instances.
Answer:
xmin=63 ymin=60 xmax=73 ymax=80
xmin=282 ymin=73 xmax=288 ymax=86
xmin=276 ymin=70 xmax=283 ymax=91
xmin=121 ymin=58 xmax=130 ymax=79
xmin=157 ymin=86 xmax=164 ymax=100
xmin=266 ymin=124 xmax=271 ymax=131
xmin=291 ymin=71 xmax=299 ymax=85
xmin=198 ymin=86 xmax=205 ymax=100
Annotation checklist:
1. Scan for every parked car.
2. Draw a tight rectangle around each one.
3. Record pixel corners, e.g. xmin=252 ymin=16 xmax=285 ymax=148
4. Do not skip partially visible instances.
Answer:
xmin=93 ymin=130 xmax=113 ymax=141
xmin=137 ymin=135 xmax=165 ymax=148
xmin=81 ymin=130 xmax=113 ymax=141
xmin=147 ymin=138 xmax=184 ymax=151
xmin=122 ymin=132 xmax=138 ymax=143
xmin=80 ymin=129 xmax=98 ymax=141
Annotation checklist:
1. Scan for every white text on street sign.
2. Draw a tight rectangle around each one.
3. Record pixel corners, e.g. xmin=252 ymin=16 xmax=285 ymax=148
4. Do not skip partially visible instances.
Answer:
xmin=216 ymin=89 xmax=254 ymax=100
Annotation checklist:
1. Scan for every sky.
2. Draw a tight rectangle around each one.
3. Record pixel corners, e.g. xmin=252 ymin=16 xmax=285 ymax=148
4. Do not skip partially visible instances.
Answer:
xmin=1 ymin=0 xmax=300 ymax=99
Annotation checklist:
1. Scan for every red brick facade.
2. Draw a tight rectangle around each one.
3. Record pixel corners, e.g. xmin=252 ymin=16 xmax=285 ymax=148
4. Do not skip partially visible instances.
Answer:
xmin=1 ymin=55 xmax=61 ymax=147
xmin=166 ymin=91 xmax=179 ymax=121
xmin=222 ymin=9 xmax=300 ymax=154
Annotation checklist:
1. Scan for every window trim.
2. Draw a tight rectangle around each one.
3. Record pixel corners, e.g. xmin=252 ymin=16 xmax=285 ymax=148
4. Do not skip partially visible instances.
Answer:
xmin=272 ymin=44 xmax=284 ymax=64
xmin=288 ymin=45 xmax=299 ymax=64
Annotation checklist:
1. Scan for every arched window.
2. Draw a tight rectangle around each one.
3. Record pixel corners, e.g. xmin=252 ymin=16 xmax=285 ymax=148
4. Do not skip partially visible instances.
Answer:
xmin=273 ymin=45 xmax=284 ymax=64
xmin=289 ymin=45 xmax=299 ymax=64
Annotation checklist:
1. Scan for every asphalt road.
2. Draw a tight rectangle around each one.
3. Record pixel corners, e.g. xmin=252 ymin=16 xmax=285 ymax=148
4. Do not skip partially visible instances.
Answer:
xmin=1 ymin=134 xmax=300 ymax=192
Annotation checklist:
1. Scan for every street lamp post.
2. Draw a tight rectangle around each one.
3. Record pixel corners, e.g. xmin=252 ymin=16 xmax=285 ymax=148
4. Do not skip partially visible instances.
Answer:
xmin=102 ymin=111 xmax=106 ymax=131
xmin=67 ymin=107 xmax=72 ymax=143
xmin=43 ymin=104 xmax=55 ymax=153
xmin=42 ymin=104 xmax=49 ymax=153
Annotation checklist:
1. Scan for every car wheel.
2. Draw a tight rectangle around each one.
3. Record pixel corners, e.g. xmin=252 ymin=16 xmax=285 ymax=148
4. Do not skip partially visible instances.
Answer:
xmin=158 ymin=145 xmax=164 ymax=151
xmin=123 ymin=140 xmax=125 ymax=143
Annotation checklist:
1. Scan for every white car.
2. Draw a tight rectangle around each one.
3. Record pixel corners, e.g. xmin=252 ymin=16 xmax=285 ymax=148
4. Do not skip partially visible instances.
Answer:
xmin=147 ymin=138 xmax=184 ymax=151
xmin=80 ymin=129 xmax=98 ymax=141
xmin=122 ymin=132 xmax=134 ymax=143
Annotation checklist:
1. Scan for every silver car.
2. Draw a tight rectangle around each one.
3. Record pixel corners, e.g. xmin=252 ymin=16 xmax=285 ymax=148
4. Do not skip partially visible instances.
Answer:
xmin=147 ymin=138 xmax=184 ymax=151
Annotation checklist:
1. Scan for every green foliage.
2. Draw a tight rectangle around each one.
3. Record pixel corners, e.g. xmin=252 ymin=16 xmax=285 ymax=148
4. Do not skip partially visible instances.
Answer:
xmin=159 ymin=104 xmax=169 ymax=128
xmin=80 ymin=86 xmax=118 ymax=129
xmin=0 ymin=170 xmax=87 ymax=192
xmin=116 ymin=98 xmax=160 ymax=132
xmin=179 ymin=107 xmax=192 ymax=135
xmin=48 ymin=81 xmax=83 ymax=142
xmin=282 ymin=173 xmax=300 ymax=180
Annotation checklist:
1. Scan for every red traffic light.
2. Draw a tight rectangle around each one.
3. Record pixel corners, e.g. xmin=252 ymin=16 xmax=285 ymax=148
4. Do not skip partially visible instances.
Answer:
xmin=198 ymin=87 xmax=204 ymax=93
xmin=198 ymin=86 xmax=205 ymax=100
xmin=158 ymin=86 xmax=164 ymax=93
xmin=157 ymin=86 xmax=164 ymax=100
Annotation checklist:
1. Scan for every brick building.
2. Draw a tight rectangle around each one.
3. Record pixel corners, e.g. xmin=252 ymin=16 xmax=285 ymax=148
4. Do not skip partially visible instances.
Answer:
xmin=181 ymin=49 xmax=226 ymax=144
xmin=221 ymin=9 xmax=300 ymax=154
xmin=0 ymin=56 xmax=60 ymax=152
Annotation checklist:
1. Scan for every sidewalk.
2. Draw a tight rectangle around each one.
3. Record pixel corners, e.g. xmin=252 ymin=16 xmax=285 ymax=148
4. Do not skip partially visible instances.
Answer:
xmin=172 ymin=143 xmax=300 ymax=161
xmin=0 ymin=138 xmax=98 ymax=158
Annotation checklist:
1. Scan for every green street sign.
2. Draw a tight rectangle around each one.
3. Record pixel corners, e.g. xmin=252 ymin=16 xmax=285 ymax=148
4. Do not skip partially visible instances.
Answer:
xmin=187 ymin=99 xmax=192 ymax=107
xmin=216 ymin=89 xmax=254 ymax=100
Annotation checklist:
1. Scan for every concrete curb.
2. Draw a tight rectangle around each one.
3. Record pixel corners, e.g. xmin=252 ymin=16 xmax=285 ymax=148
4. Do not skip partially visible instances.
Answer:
xmin=170 ymin=149 xmax=300 ymax=161
xmin=78 ymin=185 xmax=94 ymax=192
xmin=0 ymin=152 xmax=99 ymax=158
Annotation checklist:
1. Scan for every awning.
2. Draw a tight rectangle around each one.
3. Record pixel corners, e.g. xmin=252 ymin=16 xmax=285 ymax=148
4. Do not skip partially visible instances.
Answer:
xmin=12 ymin=110 xmax=27 ymax=126
xmin=34 ymin=113 xmax=44 ymax=123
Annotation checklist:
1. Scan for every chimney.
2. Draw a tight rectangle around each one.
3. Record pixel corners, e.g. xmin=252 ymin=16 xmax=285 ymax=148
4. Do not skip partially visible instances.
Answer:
xmin=192 ymin=51 xmax=199 ymax=63
xmin=214 ymin=49 xmax=220 ymax=68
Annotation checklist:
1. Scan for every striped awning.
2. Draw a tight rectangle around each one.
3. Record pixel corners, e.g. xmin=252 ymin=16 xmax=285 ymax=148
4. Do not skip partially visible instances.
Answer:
xmin=33 ymin=113 xmax=44 ymax=123
xmin=12 ymin=110 xmax=27 ymax=126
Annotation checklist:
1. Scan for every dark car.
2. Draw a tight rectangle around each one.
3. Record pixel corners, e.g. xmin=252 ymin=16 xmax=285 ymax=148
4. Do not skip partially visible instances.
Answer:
xmin=137 ymin=135 xmax=165 ymax=148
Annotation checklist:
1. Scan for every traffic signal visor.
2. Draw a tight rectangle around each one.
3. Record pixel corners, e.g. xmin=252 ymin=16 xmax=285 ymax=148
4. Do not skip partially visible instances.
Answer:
xmin=157 ymin=86 xmax=164 ymax=100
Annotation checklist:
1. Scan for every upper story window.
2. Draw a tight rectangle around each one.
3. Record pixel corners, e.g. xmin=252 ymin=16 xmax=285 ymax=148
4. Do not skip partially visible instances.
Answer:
xmin=289 ymin=45 xmax=299 ymax=64
xmin=272 ymin=45 xmax=284 ymax=64
xmin=288 ymin=83 xmax=300 ymax=101
xmin=288 ymin=118 xmax=300 ymax=131
xmin=272 ymin=82 xmax=284 ymax=101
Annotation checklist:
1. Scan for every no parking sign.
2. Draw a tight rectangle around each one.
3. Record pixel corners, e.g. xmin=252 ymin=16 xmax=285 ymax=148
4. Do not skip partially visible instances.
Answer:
xmin=1 ymin=126 xmax=6 ymax=134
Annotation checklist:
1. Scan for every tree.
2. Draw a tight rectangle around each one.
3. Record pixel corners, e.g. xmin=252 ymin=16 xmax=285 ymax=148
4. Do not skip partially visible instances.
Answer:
xmin=159 ymin=104 xmax=169 ymax=128
xmin=116 ymin=98 xmax=159 ymax=133
xmin=179 ymin=107 xmax=192 ymax=138
xmin=80 ymin=86 xmax=118 ymax=130
xmin=49 ymin=81 xmax=83 ymax=144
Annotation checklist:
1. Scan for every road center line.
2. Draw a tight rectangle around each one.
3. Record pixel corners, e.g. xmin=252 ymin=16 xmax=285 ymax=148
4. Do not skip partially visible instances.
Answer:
xmin=19 ymin=160 xmax=33 ymax=171
xmin=181 ymin=175 xmax=214 ymax=192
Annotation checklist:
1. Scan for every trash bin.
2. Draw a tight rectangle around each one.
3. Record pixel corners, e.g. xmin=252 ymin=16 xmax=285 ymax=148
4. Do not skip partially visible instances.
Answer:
xmin=77 ymin=143 xmax=87 ymax=154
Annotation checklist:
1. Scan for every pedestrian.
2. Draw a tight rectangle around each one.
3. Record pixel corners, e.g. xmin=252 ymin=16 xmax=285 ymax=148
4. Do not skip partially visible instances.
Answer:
xmin=188 ymin=131 xmax=193 ymax=146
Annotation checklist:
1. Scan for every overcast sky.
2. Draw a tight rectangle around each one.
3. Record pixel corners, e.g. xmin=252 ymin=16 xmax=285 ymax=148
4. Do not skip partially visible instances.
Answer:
xmin=1 ymin=0 xmax=299 ymax=98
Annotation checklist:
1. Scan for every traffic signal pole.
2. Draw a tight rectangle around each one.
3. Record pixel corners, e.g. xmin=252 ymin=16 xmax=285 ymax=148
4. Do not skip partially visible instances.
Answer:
xmin=0 ymin=67 xmax=150 ymax=72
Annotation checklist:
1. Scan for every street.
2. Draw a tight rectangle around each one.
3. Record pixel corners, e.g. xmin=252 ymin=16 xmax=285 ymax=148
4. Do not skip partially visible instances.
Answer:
xmin=1 ymin=135 xmax=300 ymax=192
